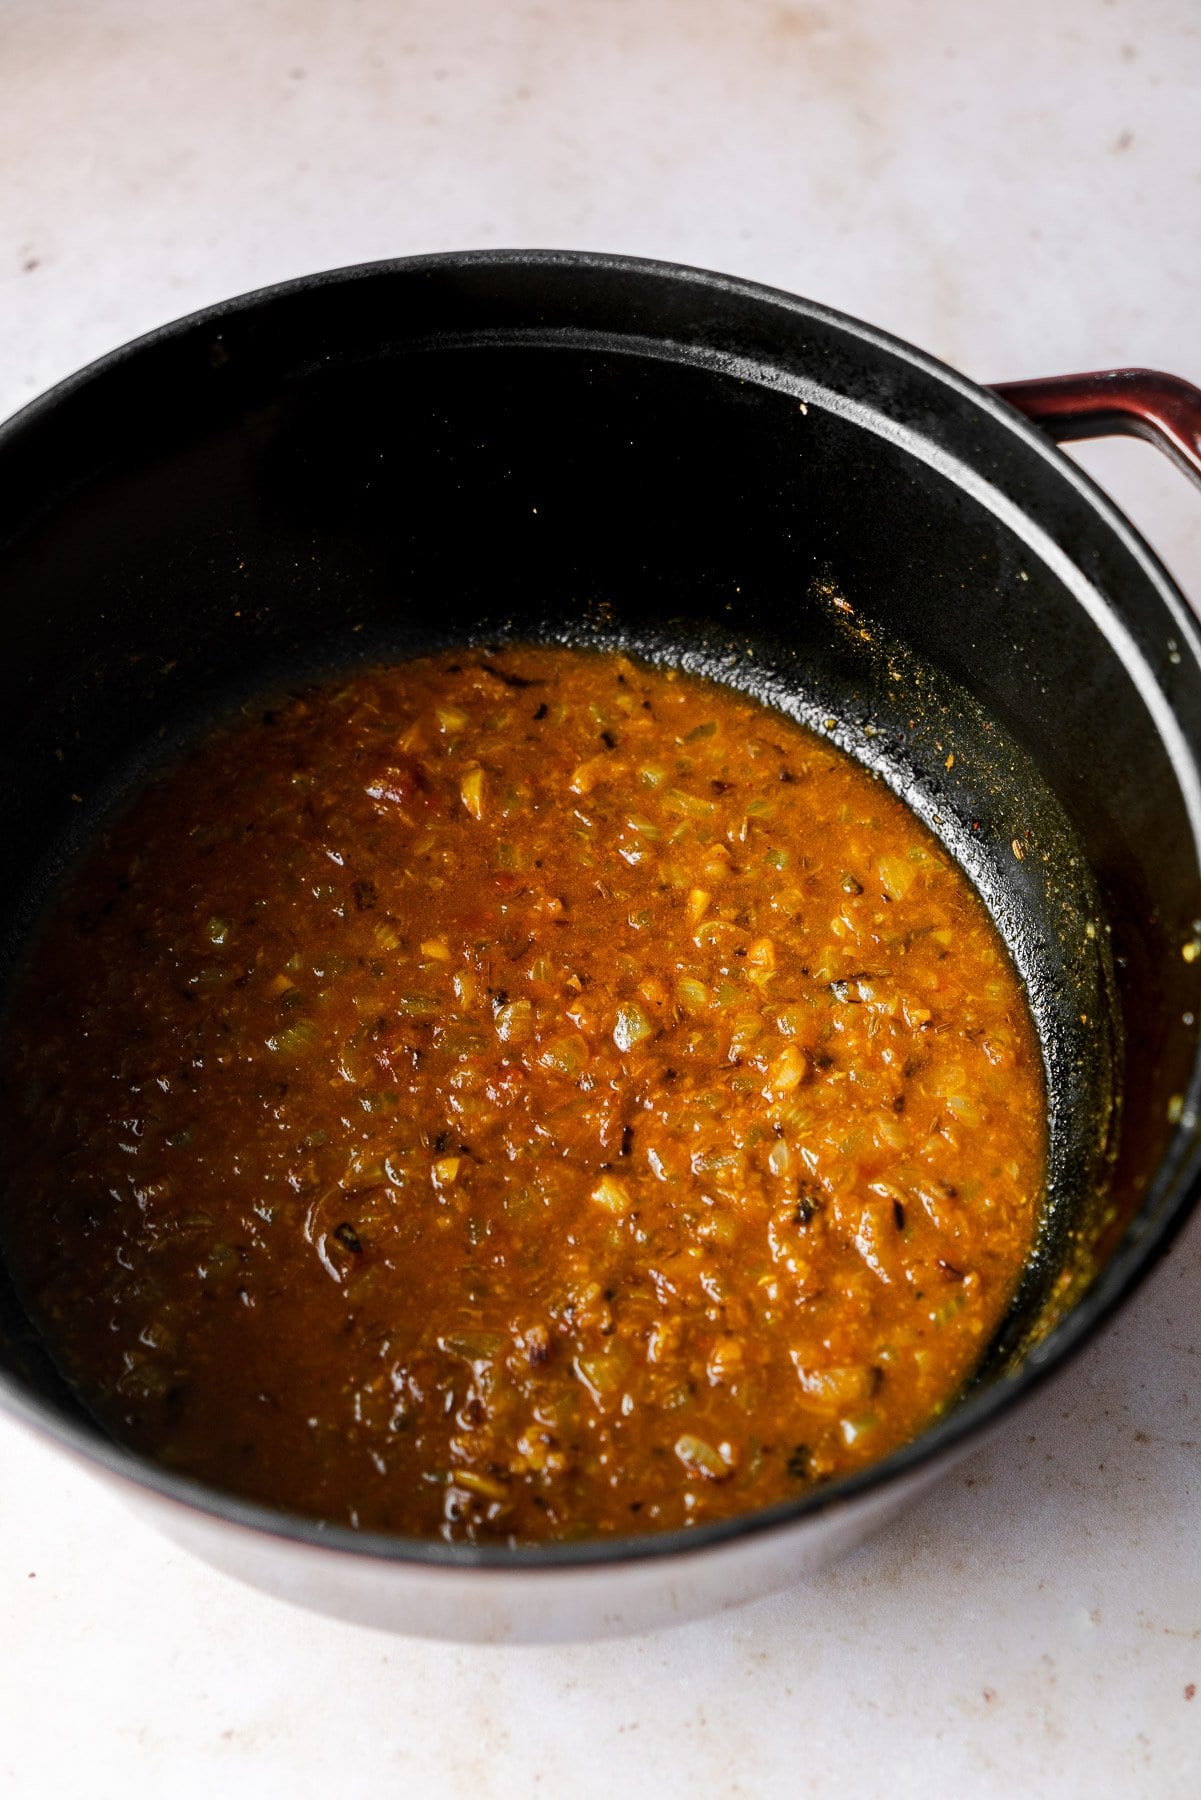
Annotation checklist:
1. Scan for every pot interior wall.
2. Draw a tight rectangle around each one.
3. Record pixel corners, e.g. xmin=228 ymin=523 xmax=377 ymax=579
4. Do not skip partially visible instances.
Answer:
xmin=0 ymin=261 xmax=1197 ymax=1470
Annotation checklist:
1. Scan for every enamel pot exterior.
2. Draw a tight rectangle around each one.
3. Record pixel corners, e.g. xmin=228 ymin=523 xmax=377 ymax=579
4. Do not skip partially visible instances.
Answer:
xmin=1 ymin=253 xmax=1199 ymax=1640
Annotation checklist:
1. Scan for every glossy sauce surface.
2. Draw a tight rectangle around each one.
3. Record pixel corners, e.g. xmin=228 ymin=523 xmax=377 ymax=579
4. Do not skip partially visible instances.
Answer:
xmin=1 ymin=649 xmax=1045 ymax=1540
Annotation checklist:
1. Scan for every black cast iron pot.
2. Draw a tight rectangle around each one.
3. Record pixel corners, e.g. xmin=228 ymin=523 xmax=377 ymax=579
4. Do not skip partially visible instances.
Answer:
xmin=1 ymin=252 xmax=1200 ymax=1640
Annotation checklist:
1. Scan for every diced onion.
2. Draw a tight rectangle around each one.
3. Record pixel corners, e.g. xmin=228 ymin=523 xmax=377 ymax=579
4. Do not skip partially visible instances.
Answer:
xmin=613 ymin=1002 xmax=653 ymax=1051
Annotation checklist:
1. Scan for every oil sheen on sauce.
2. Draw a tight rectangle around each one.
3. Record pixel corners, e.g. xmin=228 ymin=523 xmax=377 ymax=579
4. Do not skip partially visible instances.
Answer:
xmin=0 ymin=648 xmax=1046 ymax=1542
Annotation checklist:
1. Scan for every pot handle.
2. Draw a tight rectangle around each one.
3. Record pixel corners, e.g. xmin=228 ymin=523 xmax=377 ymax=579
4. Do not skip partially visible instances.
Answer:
xmin=990 ymin=369 xmax=1201 ymax=491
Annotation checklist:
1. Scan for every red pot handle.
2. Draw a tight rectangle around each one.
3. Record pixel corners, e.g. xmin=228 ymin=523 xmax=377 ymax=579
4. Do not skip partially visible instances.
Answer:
xmin=990 ymin=369 xmax=1201 ymax=490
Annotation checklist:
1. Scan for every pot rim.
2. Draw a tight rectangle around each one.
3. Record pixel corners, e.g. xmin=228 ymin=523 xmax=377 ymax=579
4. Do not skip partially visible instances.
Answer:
xmin=3 ymin=245 xmax=1200 ymax=1573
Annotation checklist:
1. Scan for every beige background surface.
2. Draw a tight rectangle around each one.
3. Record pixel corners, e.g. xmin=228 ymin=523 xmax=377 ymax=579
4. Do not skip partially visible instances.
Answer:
xmin=2 ymin=3 xmax=1200 ymax=1794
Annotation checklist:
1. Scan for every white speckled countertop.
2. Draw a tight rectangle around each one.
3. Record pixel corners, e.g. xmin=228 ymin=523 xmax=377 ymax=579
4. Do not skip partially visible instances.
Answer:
xmin=2 ymin=3 xmax=1200 ymax=1793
